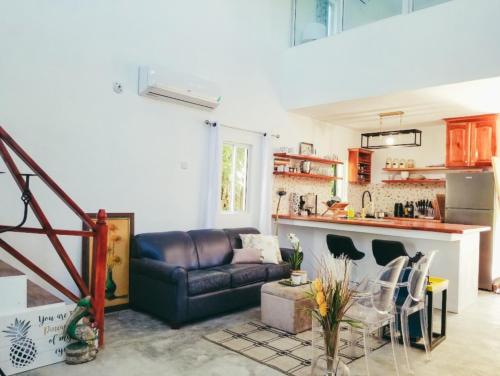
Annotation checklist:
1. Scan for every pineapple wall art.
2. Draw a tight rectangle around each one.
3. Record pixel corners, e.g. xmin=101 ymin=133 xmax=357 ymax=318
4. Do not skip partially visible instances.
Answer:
xmin=3 ymin=319 xmax=37 ymax=368
xmin=0 ymin=304 xmax=75 ymax=375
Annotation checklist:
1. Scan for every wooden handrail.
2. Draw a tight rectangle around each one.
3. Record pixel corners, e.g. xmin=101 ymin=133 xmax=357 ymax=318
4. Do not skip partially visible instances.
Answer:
xmin=0 ymin=139 xmax=90 ymax=297
xmin=0 ymin=226 xmax=95 ymax=237
xmin=0 ymin=239 xmax=79 ymax=302
xmin=0 ymin=127 xmax=96 ymax=230
xmin=0 ymin=125 xmax=107 ymax=347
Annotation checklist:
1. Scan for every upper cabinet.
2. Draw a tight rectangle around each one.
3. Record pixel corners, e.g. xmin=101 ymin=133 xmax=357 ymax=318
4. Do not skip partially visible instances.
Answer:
xmin=445 ymin=114 xmax=498 ymax=167
xmin=348 ymin=148 xmax=373 ymax=184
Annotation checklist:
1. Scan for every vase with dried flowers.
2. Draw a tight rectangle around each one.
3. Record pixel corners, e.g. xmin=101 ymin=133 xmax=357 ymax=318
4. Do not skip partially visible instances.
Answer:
xmin=307 ymin=255 xmax=359 ymax=376
xmin=105 ymin=223 xmax=123 ymax=300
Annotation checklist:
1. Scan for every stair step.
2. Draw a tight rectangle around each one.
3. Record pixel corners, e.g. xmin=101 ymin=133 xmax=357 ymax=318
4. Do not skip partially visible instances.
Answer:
xmin=27 ymin=280 xmax=63 ymax=308
xmin=0 ymin=260 xmax=24 ymax=277
xmin=0 ymin=260 xmax=64 ymax=315
xmin=0 ymin=261 xmax=27 ymax=315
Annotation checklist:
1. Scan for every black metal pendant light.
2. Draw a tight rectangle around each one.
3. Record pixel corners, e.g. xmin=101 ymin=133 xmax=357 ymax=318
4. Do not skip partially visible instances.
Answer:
xmin=361 ymin=111 xmax=422 ymax=149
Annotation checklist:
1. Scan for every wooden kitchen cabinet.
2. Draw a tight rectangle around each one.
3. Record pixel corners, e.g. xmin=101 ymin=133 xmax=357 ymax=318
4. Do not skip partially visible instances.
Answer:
xmin=445 ymin=114 xmax=498 ymax=167
xmin=348 ymin=148 xmax=373 ymax=184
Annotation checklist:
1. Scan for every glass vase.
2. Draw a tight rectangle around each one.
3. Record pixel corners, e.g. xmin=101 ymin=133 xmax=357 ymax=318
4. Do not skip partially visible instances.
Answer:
xmin=311 ymin=317 xmax=350 ymax=376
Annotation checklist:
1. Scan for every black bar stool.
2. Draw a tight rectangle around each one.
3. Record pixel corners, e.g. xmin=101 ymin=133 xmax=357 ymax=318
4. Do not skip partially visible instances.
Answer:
xmin=326 ymin=234 xmax=365 ymax=261
xmin=372 ymin=239 xmax=422 ymax=266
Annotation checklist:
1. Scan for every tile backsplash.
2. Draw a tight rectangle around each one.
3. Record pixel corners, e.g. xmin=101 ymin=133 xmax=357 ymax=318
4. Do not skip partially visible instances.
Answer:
xmin=272 ymin=175 xmax=333 ymax=215
xmin=348 ymin=183 xmax=445 ymax=214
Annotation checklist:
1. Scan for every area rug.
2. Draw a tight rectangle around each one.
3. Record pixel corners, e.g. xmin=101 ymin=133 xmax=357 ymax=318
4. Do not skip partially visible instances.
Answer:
xmin=204 ymin=321 xmax=388 ymax=376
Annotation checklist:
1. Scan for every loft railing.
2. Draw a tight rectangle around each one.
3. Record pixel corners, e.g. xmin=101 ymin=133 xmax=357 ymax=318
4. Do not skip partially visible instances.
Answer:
xmin=0 ymin=126 xmax=108 ymax=347
xmin=291 ymin=0 xmax=452 ymax=46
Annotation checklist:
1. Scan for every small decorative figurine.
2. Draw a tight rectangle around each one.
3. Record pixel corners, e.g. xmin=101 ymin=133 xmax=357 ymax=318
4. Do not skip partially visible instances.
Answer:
xmin=64 ymin=297 xmax=98 ymax=364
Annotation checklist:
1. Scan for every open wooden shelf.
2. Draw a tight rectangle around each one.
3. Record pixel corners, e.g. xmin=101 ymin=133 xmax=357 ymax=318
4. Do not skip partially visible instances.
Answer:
xmin=273 ymin=171 xmax=341 ymax=181
xmin=273 ymin=153 xmax=343 ymax=165
xmin=382 ymin=179 xmax=446 ymax=184
xmin=383 ymin=167 xmax=484 ymax=173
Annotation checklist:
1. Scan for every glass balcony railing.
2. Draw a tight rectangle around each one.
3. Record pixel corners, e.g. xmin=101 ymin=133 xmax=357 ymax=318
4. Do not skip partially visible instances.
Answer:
xmin=291 ymin=0 xmax=452 ymax=46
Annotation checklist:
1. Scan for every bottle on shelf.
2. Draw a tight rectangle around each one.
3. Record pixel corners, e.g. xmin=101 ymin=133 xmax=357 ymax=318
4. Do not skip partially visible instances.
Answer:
xmin=404 ymin=201 xmax=410 ymax=217
xmin=408 ymin=201 xmax=415 ymax=218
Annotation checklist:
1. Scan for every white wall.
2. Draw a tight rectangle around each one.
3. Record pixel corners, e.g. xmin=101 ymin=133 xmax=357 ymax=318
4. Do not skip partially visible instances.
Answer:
xmin=0 ymin=0 xmax=358 ymax=298
xmin=281 ymin=0 xmax=500 ymax=110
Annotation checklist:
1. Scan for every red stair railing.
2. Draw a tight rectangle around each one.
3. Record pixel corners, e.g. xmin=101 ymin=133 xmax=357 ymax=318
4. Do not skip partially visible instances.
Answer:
xmin=0 ymin=126 xmax=108 ymax=347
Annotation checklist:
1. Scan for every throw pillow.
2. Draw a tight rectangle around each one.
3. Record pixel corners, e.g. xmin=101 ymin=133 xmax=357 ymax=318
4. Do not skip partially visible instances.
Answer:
xmin=231 ymin=248 xmax=263 ymax=264
xmin=240 ymin=234 xmax=282 ymax=264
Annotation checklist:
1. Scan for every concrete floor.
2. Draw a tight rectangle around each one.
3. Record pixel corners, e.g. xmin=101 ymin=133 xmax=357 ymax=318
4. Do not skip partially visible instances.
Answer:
xmin=23 ymin=291 xmax=500 ymax=376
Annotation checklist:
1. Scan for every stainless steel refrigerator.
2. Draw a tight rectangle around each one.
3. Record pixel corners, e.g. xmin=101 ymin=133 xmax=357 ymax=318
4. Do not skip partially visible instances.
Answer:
xmin=445 ymin=172 xmax=496 ymax=290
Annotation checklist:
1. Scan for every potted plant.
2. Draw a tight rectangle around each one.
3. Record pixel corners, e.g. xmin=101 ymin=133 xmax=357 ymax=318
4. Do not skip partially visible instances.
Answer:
xmin=307 ymin=255 xmax=359 ymax=375
xmin=287 ymin=233 xmax=305 ymax=282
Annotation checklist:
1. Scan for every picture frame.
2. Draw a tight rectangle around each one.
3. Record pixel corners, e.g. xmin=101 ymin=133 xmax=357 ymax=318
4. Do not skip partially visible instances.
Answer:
xmin=82 ymin=212 xmax=134 ymax=312
xmin=299 ymin=142 xmax=314 ymax=156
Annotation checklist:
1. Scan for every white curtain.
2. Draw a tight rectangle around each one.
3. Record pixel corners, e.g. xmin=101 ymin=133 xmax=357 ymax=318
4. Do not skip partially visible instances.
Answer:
xmin=258 ymin=133 xmax=273 ymax=234
xmin=204 ymin=123 xmax=222 ymax=228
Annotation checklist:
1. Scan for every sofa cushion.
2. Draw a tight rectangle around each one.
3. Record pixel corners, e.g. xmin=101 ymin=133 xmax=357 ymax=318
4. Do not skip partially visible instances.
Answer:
xmin=187 ymin=269 xmax=231 ymax=296
xmin=266 ymin=262 xmax=291 ymax=281
xmin=240 ymin=234 xmax=282 ymax=264
xmin=188 ymin=229 xmax=233 ymax=269
xmin=223 ymin=227 xmax=260 ymax=250
xmin=213 ymin=264 xmax=267 ymax=288
xmin=231 ymin=248 xmax=263 ymax=264
xmin=133 ymin=231 xmax=199 ymax=270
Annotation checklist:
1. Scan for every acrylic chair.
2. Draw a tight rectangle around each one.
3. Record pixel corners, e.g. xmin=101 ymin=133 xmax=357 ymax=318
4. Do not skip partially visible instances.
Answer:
xmin=345 ymin=255 xmax=408 ymax=376
xmin=397 ymin=250 xmax=437 ymax=374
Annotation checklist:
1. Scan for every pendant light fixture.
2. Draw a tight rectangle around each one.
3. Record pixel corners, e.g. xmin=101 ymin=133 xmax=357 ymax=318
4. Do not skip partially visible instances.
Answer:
xmin=361 ymin=111 xmax=422 ymax=149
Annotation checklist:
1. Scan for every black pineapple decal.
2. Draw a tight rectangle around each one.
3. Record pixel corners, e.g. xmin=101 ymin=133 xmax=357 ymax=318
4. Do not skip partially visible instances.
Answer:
xmin=3 ymin=319 xmax=38 ymax=368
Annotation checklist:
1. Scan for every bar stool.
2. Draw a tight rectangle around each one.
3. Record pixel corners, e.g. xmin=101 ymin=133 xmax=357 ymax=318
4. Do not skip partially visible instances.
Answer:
xmin=372 ymin=239 xmax=422 ymax=267
xmin=326 ymin=234 xmax=365 ymax=261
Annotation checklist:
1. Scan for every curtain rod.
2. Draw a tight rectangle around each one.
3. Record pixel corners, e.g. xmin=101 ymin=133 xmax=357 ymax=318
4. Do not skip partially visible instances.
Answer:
xmin=205 ymin=120 xmax=280 ymax=139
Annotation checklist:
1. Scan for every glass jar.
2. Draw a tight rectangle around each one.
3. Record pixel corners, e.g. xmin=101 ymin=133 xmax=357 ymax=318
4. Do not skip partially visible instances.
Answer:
xmin=385 ymin=158 xmax=392 ymax=168
xmin=311 ymin=317 xmax=350 ymax=376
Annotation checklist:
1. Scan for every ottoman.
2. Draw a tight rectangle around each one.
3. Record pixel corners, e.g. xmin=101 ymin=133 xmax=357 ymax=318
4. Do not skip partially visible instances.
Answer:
xmin=261 ymin=281 xmax=313 ymax=334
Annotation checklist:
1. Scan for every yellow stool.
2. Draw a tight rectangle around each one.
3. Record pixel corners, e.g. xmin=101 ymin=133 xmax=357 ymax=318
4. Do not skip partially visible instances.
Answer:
xmin=415 ymin=277 xmax=448 ymax=350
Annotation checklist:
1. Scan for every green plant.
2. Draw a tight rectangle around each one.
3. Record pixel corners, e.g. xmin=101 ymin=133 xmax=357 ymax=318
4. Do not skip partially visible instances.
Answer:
xmin=287 ymin=233 xmax=303 ymax=270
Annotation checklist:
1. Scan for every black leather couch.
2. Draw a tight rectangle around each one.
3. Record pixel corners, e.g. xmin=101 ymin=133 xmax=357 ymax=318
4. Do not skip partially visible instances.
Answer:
xmin=130 ymin=227 xmax=292 ymax=328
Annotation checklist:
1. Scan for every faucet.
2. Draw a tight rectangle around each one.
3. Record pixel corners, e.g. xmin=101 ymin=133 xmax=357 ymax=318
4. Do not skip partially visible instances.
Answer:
xmin=362 ymin=190 xmax=372 ymax=209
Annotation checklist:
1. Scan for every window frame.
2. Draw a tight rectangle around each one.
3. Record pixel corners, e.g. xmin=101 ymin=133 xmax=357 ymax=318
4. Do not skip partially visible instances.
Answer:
xmin=291 ymin=0 xmax=451 ymax=46
xmin=220 ymin=141 xmax=250 ymax=214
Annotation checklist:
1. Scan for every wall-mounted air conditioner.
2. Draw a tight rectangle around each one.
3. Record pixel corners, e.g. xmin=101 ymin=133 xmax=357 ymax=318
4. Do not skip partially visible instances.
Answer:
xmin=138 ymin=66 xmax=222 ymax=109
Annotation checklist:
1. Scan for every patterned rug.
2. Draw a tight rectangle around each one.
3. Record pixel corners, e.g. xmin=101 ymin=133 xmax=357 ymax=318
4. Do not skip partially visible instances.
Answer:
xmin=204 ymin=321 xmax=388 ymax=376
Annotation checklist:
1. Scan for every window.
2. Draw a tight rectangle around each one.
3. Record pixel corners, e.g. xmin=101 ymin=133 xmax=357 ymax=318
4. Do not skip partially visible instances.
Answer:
xmin=220 ymin=142 xmax=249 ymax=212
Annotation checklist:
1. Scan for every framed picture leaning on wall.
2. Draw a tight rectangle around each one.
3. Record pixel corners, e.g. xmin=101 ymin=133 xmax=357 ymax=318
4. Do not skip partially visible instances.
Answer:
xmin=82 ymin=212 xmax=134 ymax=312
xmin=299 ymin=142 xmax=314 ymax=155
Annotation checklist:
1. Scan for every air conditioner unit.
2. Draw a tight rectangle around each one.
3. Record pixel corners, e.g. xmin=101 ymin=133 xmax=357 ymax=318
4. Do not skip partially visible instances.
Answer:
xmin=138 ymin=66 xmax=222 ymax=109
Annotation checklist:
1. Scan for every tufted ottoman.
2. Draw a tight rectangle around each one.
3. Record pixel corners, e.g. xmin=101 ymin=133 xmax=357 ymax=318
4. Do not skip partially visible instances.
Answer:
xmin=260 ymin=281 xmax=313 ymax=334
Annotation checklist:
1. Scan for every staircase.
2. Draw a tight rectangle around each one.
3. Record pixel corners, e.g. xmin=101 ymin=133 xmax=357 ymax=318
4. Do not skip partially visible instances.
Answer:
xmin=0 ymin=260 xmax=76 ymax=375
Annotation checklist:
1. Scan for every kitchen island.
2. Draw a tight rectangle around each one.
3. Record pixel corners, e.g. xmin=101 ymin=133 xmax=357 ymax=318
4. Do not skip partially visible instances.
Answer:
xmin=274 ymin=215 xmax=490 ymax=313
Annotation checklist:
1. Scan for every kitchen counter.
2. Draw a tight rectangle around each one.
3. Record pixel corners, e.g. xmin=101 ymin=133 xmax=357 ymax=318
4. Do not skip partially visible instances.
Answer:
xmin=274 ymin=214 xmax=490 ymax=313
xmin=273 ymin=214 xmax=490 ymax=236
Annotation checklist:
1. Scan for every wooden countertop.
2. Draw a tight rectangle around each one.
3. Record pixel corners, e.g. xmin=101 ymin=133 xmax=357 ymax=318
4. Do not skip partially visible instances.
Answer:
xmin=273 ymin=215 xmax=490 ymax=234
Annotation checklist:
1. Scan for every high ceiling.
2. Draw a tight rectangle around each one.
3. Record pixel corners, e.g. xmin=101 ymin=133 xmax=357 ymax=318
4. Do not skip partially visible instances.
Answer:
xmin=292 ymin=76 xmax=500 ymax=131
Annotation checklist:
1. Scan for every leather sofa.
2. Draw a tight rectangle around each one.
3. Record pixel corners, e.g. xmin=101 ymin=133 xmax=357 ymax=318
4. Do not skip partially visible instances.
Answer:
xmin=130 ymin=227 xmax=292 ymax=328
